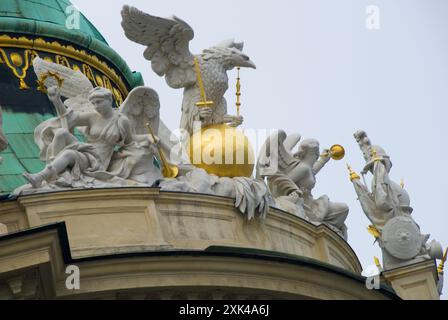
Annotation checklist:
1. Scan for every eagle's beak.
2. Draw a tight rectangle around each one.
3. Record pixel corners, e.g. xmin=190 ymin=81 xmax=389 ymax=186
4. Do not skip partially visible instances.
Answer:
xmin=243 ymin=59 xmax=257 ymax=69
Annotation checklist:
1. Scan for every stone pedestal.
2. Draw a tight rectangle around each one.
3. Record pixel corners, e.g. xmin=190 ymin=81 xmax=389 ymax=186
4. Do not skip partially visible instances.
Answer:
xmin=383 ymin=260 xmax=440 ymax=300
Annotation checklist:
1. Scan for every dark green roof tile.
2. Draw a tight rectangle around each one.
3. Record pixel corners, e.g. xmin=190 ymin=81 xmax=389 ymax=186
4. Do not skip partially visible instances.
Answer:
xmin=21 ymin=158 xmax=46 ymax=173
xmin=0 ymin=174 xmax=27 ymax=193
xmin=7 ymin=134 xmax=41 ymax=158
xmin=0 ymin=153 xmax=26 ymax=175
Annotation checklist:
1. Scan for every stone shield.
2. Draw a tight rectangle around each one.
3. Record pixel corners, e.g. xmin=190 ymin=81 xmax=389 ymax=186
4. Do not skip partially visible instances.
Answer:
xmin=382 ymin=216 xmax=422 ymax=260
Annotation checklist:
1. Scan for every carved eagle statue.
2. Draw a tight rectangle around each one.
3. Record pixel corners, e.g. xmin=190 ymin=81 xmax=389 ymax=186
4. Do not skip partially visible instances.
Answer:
xmin=121 ymin=6 xmax=256 ymax=135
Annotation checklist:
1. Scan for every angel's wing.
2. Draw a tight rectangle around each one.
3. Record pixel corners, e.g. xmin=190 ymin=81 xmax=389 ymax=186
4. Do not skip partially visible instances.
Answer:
xmin=33 ymin=57 xmax=94 ymax=113
xmin=119 ymin=86 xmax=160 ymax=135
xmin=33 ymin=57 xmax=93 ymax=98
xmin=121 ymin=6 xmax=196 ymax=89
xmin=256 ymin=130 xmax=301 ymax=179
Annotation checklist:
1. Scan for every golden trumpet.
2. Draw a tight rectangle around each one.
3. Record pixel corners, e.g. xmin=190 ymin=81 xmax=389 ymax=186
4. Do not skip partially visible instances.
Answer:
xmin=322 ymin=144 xmax=346 ymax=161
xmin=146 ymin=123 xmax=179 ymax=178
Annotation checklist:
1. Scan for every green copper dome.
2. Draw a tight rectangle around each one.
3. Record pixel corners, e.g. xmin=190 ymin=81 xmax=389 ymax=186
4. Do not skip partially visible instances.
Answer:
xmin=0 ymin=0 xmax=107 ymax=44
xmin=0 ymin=0 xmax=143 ymax=89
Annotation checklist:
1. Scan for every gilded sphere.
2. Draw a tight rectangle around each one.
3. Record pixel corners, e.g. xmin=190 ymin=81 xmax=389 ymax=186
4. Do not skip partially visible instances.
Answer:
xmin=330 ymin=144 xmax=345 ymax=161
xmin=188 ymin=124 xmax=255 ymax=178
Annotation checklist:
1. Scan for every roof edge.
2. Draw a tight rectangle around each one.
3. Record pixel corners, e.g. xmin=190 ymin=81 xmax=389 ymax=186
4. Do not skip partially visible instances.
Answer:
xmin=0 ymin=222 xmax=400 ymax=300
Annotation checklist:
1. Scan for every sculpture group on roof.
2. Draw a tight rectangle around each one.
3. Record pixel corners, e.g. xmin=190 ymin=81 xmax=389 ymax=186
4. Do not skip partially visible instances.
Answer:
xmin=0 ymin=5 xmax=443 ymax=275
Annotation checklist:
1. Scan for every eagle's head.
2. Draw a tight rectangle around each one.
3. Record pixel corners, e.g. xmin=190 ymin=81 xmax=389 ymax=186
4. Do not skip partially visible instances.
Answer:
xmin=202 ymin=39 xmax=256 ymax=71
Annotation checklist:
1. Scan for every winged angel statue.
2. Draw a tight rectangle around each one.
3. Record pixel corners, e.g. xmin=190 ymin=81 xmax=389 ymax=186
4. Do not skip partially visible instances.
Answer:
xmin=19 ymin=57 xmax=169 ymax=191
xmin=257 ymin=131 xmax=349 ymax=239
xmin=121 ymin=6 xmax=256 ymax=135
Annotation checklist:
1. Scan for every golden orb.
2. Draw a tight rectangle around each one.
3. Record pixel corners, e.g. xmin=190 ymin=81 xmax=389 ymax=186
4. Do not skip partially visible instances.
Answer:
xmin=188 ymin=124 xmax=255 ymax=178
xmin=329 ymin=144 xmax=345 ymax=160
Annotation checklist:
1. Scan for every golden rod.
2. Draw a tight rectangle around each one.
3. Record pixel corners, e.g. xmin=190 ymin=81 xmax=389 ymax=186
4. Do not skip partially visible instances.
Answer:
xmin=236 ymin=66 xmax=241 ymax=117
xmin=145 ymin=123 xmax=179 ymax=178
xmin=194 ymin=57 xmax=214 ymax=108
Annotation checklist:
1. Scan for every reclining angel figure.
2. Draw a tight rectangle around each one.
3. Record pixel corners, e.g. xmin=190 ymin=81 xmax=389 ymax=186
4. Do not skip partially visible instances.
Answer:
xmin=121 ymin=6 xmax=256 ymax=135
xmin=21 ymin=58 xmax=164 ymax=190
xmin=257 ymin=130 xmax=349 ymax=239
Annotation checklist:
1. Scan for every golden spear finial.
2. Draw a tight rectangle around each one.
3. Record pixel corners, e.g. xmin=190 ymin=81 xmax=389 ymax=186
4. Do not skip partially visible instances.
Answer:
xmin=367 ymin=225 xmax=381 ymax=239
xmin=438 ymin=248 xmax=447 ymax=274
xmin=346 ymin=164 xmax=360 ymax=181
xmin=374 ymin=256 xmax=382 ymax=269
xmin=400 ymin=178 xmax=405 ymax=189
xmin=236 ymin=66 xmax=241 ymax=116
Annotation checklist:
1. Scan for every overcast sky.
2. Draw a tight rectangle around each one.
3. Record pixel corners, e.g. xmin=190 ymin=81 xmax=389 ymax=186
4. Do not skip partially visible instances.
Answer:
xmin=72 ymin=0 xmax=448 ymax=298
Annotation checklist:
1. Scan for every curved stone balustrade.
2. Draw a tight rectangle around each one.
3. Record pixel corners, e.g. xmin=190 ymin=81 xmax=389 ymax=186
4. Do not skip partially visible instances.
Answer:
xmin=0 ymin=188 xmax=361 ymax=274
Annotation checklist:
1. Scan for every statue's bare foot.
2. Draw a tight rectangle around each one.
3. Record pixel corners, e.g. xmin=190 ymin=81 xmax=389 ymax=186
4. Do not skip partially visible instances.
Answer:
xmin=23 ymin=172 xmax=43 ymax=189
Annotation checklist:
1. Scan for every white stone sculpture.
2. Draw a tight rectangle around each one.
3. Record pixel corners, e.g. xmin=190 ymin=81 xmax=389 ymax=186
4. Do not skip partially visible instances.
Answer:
xmin=257 ymin=130 xmax=349 ymax=239
xmin=121 ymin=6 xmax=256 ymax=135
xmin=350 ymin=130 xmax=443 ymax=269
xmin=17 ymin=58 xmax=164 ymax=193
xmin=159 ymin=168 xmax=273 ymax=219
xmin=12 ymin=57 xmax=271 ymax=221
xmin=0 ymin=105 xmax=7 ymax=164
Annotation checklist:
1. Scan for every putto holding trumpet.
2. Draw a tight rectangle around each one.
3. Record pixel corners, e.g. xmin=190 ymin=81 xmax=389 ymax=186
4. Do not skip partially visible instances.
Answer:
xmin=257 ymin=131 xmax=349 ymax=239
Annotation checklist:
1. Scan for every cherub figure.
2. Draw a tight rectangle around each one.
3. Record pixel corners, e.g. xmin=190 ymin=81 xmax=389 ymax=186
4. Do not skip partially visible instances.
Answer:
xmin=257 ymin=130 xmax=349 ymax=238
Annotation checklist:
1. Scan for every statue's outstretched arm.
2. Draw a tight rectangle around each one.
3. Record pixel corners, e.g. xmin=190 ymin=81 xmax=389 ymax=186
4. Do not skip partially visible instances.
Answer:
xmin=313 ymin=153 xmax=331 ymax=175
xmin=47 ymin=86 xmax=68 ymax=118
xmin=47 ymin=86 xmax=90 ymax=129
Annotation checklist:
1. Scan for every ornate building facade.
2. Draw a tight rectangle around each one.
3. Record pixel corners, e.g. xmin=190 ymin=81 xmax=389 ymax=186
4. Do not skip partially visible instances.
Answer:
xmin=0 ymin=0 xmax=443 ymax=300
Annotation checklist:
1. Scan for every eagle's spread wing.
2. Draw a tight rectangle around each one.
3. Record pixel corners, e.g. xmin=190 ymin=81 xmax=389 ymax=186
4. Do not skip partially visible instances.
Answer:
xmin=119 ymin=86 xmax=160 ymax=135
xmin=256 ymin=130 xmax=301 ymax=178
xmin=121 ymin=6 xmax=196 ymax=89
xmin=32 ymin=57 xmax=94 ymax=113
